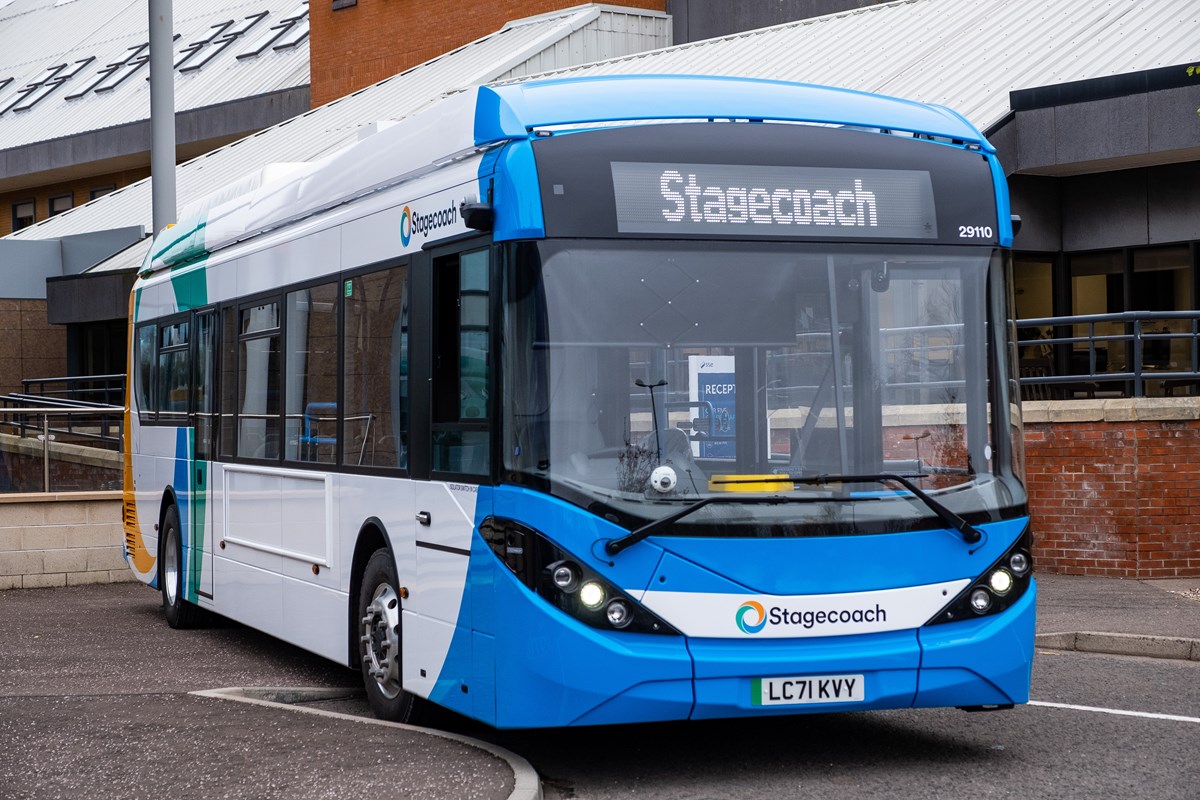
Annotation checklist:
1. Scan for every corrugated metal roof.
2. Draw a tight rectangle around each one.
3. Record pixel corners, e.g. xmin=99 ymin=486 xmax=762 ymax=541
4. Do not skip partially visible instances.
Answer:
xmin=0 ymin=0 xmax=309 ymax=153
xmin=9 ymin=3 xmax=669 ymax=246
xmin=543 ymin=0 xmax=1200 ymax=133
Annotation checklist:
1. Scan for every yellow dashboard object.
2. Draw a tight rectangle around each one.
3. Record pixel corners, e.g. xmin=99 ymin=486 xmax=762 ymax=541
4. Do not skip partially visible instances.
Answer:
xmin=707 ymin=474 xmax=794 ymax=493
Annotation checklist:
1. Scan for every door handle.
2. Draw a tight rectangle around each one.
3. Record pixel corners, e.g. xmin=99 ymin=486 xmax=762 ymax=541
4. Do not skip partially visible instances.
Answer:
xmin=416 ymin=511 xmax=432 ymax=526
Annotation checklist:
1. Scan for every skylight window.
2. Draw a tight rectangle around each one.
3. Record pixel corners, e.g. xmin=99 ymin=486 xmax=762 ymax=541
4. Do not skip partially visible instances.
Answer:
xmin=66 ymin=43 xmax=151 ymax=98
xmin=238 ymin=2 xmax=309 ymax=59
xmin=176 ymin=12 xmax=268 ymax=73
xmin=0 ymin=57 xmax=94 ymax=114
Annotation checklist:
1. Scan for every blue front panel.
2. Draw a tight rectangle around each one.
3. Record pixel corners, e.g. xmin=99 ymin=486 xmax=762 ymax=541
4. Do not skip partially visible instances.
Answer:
xmin=483 ymin=140 xmax=545 ymax=242
xmin=652 ymin=517 xmax=1028 ymax=596
xmin=491 ymin=566 xmax=693 ymax=728
xmin=468 ymin=486 xmax=1033 ymax=727
xmin=916 ymin=580 xmax=1036 ymax=708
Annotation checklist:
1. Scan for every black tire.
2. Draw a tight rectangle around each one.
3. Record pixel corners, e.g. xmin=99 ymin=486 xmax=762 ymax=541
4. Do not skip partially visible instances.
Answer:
xmin=358 ymin=549 xmax=424 ymax=724
xmin=160 ymin=505 xmax=202 ymax=629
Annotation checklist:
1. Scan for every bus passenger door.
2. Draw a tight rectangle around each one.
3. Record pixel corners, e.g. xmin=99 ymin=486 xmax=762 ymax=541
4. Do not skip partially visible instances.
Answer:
xmin=192 ymin=310 xmax=217 ymax=599
xmin=407 ymin=242 xmax=493 ymax=719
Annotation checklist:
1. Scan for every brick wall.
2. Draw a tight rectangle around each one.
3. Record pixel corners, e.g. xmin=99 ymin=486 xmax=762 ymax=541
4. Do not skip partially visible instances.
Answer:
xmin=0 ymin=299 xmax=67 ymax=396
xmin=308 ymin=0 xmax=667 ymax=108
xmin=0 ymin=492 xmax=132 ymax=589
xmin=1025 ymin=398 xmax=1200 ymax=578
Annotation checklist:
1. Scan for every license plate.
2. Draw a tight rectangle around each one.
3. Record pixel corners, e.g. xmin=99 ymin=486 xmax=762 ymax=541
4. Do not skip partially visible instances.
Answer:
xmin=752 ymin=674 xmax=865 ymax=706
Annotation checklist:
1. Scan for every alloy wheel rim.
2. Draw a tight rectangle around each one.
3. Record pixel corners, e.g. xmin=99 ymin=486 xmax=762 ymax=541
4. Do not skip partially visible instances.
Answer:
xmin=361 ymin=584 xmax=402 ymax=699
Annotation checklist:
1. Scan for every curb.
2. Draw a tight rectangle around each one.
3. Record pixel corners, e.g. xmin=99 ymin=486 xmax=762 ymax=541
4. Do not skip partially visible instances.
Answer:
xmin=1036 ymin=631 xmax=1200 ymax=662
xmin=192 ymin=687 xmax=542 ymax=800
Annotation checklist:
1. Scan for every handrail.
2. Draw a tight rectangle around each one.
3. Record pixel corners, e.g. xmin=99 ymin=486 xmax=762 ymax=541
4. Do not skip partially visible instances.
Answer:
xmin=0 ymin=403 xmax=124 ymax=493
xmin=1016 ymin=310 xmax=1200 ymax=399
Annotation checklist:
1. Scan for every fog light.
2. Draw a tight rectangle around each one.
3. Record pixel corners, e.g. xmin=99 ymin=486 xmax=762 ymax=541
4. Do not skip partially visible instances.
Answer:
xmin=1009 ymin=552 xmax=1030 ymax=577
xmin=551 ymin=562 xmax=579 ymax=592
xmin=970 ymin=588 xmax=992 ymax=613
xmin=606 ymin=599 xmax=633 ymax=629
xmin=580 ymin=581 xmax=606 ymax=609
xmin=988 ymin=568 xmax=1014 ymax=596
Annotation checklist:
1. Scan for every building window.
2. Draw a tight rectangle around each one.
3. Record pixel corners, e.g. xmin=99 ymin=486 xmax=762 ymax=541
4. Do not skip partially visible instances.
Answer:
xmin=89 ymin=185 xmax=116 ymax=201
xmin=332 ymin=0 xmax=357 ymax=8
xmin=12 ymin=200 xmax=35 ymax=230
xmin=49 ymin=194 xmax=73 ymax=216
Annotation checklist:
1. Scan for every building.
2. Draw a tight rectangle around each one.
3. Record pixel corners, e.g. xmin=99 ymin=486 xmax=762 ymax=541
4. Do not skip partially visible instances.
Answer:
xmin=0 ymin=0 xmax=312 ymax=391
xmin=3 ymin=2 xmax=672 ymax=390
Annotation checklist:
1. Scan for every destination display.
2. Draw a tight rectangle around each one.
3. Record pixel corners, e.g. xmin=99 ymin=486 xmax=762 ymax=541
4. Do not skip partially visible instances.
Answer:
xmin=611 ymin=162 xmax=938 ymax=240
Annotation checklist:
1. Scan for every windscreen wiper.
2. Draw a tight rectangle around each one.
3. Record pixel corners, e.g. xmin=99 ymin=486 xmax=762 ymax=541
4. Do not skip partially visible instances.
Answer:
xmin=604 ymin=495 xmax=832 ymax=556
xmin=794 ymin=472 xmax=982 ymax=545
xmin=603 ymin=472 xmax=981 ymax=556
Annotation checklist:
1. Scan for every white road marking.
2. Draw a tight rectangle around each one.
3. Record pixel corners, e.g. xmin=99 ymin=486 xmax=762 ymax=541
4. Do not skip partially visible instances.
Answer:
xmin=1031 ymin=700 xmax=1200 ymax=724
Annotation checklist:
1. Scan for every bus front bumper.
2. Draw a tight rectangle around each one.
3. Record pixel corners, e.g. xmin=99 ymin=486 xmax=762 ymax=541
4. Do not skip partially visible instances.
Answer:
xmin=490 ymin=578 xmax=1036 ymax=727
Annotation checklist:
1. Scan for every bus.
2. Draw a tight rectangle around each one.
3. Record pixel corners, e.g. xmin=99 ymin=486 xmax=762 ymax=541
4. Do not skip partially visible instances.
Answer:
xmin=123 ymin=74 xmax=1034 ymax=728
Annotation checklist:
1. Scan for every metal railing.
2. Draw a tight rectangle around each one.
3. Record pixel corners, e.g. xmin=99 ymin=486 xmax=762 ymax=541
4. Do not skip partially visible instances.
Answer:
xmin=21 ymin=373 xmax=125 ymax=407
xmin=0 ymin=400 xmax=123 ymax=493
xmin=1016 ymin=311 xmax=1200 ymax=399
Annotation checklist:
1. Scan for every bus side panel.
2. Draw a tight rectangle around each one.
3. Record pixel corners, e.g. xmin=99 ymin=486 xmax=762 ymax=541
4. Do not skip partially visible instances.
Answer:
xmin=128 ymin=426 xmax=184 ymax=587
xmin=213 ymin=465 xmax=348 ymax=663
xmin=402 ymin=482 xmax=484 ymax=715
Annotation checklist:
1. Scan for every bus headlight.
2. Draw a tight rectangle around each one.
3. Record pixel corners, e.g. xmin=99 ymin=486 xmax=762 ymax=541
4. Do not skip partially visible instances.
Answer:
xmin=606 ymin=599 xmax=633 ymax=629
xmin=988 ymin=568 xmax=1014 ymax=596
xmin=551 ymin=562 xmax=580 ymax=592
xmin=926 ymin=525 xmax=1034 ymax=626
xmin=480 ymin=516 xmax=679 ymax=635
xmin=969 ymin=588 xmax=992 ymax=613
xmin=580 ymin=581 xmax=606 ymax=609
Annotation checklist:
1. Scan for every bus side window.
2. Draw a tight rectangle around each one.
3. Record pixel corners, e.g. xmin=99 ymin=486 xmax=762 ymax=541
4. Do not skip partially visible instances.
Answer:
xmin=238 ymin=301 xmax=281 ymax=460
xmin=431 ymin=247 xmax=490 ymax=476
xmin=157 ymin=318 xmax=190 ymax=421
xmin=284 ymin=282 xmax=338 ymax=464
xmin=134 ymin=323 xmax=157 ymax=421
xmin=218 ymin=306 xmax=237 ymax=458
xmin=343 ymin=263 xmax=409 ymax=469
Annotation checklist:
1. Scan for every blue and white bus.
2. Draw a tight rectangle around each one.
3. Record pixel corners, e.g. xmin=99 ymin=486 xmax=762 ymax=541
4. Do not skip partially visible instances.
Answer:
xmin=124 ymin=75 xmax=1034 ymax=728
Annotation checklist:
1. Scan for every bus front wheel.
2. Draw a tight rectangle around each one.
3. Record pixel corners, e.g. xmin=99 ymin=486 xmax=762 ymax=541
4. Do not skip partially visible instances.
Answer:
xmin=160 ymin=505 xmax=201 ymax=629
xmin=357 ymin=549 xmax=423 ymax=724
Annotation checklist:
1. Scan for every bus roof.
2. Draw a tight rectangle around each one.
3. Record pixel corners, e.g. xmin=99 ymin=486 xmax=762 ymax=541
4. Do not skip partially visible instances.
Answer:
xmin=476 ymin=75 xmax=992 ymax=150
xmin=143 ymin=75 xmax=994 ymax=276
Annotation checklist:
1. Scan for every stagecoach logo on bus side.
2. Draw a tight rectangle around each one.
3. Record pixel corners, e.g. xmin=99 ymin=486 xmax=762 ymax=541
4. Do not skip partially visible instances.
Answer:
xmin=400 ymin=201 xmax=459 ymax=247
xmin=736 ymin=600 xmax=767 ymax=634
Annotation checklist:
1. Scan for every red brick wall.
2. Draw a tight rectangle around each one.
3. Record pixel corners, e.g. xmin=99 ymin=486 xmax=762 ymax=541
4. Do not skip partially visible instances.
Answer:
xmin=309 ymin=0 xmax=667 ymax=109
xmin=1025 ymin=410 xmax=1200 ymax=578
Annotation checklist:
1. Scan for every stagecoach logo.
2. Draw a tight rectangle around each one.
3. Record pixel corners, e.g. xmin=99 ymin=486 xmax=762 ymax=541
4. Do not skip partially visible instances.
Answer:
xmin=400 ymin=201 xmax=459 ymax=248
xmin=736 ymin=601 xmax=767 ymax=634
xmin=735 ymin=598 xmax=891 ymax=635
xmin=400 ymin=206 xmax=413 ymax=246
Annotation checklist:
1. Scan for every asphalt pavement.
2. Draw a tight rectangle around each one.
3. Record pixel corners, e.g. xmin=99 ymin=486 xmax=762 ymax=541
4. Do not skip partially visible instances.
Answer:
xmin=1 ymin=572 xmax=1198 ymax=800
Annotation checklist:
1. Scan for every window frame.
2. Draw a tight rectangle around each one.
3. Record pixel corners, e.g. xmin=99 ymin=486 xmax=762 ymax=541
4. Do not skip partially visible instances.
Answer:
xmin=420 ymin=237 xmax=497 ymax=484
xmin=11 ymin=199 xmax=35 ymax=231
xmin=49 ymin=193 xmax=73 ymax=217
xmin=234 ymin=291 xmax=284 ymax=463
xmin=338 ymin=257 xmax=412 ymax=478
